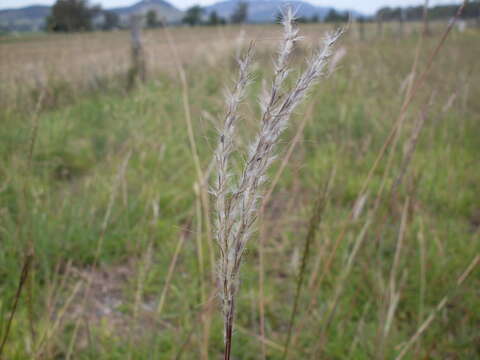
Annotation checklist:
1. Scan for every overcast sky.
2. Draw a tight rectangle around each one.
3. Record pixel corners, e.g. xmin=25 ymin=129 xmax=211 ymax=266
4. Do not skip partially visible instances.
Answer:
xmin=1 ymin=0 xmax=461 ymax=14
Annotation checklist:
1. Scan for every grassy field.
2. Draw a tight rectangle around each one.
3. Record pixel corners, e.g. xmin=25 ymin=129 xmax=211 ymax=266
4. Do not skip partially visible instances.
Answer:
xmin=0 ymin=21 xmax=479 ymax=359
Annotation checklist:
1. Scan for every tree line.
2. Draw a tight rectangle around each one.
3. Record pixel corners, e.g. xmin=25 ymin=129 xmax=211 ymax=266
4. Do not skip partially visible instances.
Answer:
xmin=181 ymin=2 xmax=247 ymax=26
xmin=45 ymin=0 xmax=249 ymax=31
xmin=376 ymin=2 xmax=480 ymax=21
xmin=46 ymin=0 xmax=123 ymax=31
xmin=45 ymin=0 xmax=480 ymax=33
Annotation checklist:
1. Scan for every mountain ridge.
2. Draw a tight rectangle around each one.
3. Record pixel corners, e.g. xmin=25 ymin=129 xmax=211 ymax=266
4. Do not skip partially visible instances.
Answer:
xmin=0 ymin=5 xmax=50 ymax=31
xmin=0 ymin=0 xmax=362 ymax=32
xmin=205 ymin=0 xmax=333 ymax=23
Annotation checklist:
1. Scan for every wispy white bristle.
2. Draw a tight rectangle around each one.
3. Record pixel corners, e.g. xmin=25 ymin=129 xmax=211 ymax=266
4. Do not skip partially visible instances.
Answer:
xmin=213 ymin=8 xmax=344 ymax=345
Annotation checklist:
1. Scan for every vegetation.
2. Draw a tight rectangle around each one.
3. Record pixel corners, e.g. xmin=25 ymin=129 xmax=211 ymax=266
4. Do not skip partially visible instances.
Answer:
xmin=0 ymin=14 xmax=479 ymax=360
xmin=181 ymin=5 xmax=232 ymax=26
xmin=146 ymin=9 xmax=160 ymax=28
xmin=46 ymin=0 xmax=101 ymax=32
xmin=324 ymin=9 xmax=349 ymax=23
xmin=376 ymin=1 xmax=480 ymax=21
xmin=182 ymin=5 xmax=204 ymax=26
xmin=230 ymin=1 xmax=248 ymax=24
xmin=207 ymin=11 xmax=226 ymax=26
xmin=213 ymin=12 xmax=343 ymax=358
xmin=102 ymin=10 xmax=119 ymax=31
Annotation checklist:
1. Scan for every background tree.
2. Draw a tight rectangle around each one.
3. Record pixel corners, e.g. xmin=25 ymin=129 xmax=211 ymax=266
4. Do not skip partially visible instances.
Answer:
xmin=376 ymin=3 xmax=480 ymax=22
xmin=296 ymin=16 xmax=308 ymax=23
xmin=476 ymin=0 xmax=480 ymax=27
xmin=207 ymin=11 xmax=226 ymax=26
xmin=146 ymin=9 xmax=159 ymax=28
xmin=230 ymin=1 xmax=248 ymax=24
xmin=46 ymin=0 xmax=101 ymax=32
xmin=324 ymin=9 xmax=348 ymax=23
xmin=102 ymin=10 xmax=119 ymax=30
xmin=182 ymin=5 xmax=204 ymax=26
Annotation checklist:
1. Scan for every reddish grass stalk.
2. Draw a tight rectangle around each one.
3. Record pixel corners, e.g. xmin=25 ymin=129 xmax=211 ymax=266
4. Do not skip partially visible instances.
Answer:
xmin=0 ymin=254 xmax=32 ymax=357
xmin=282 ymin=177 xmax=331 ymax=360
xmin=0 ymin=90 xmax=45 ymax=357
xmin=224 ymin=305 xmax=234 ymax=360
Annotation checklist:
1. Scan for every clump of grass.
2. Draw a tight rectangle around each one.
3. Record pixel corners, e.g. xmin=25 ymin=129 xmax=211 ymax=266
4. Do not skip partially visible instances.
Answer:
xmin=212 ymin=9 xmax=343 ymax=359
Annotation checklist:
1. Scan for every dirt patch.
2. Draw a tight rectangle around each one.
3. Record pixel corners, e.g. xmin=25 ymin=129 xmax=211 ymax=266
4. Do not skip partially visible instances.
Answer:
xmin=470 ymin=208 xmax=480 ymax=232
xmin=57 ymin=260 xmax=163 ymax=351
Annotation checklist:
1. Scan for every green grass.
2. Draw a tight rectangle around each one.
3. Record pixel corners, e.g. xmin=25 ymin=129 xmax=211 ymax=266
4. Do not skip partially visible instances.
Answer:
xmin=0 ymin=27 xmax=479 ymax=359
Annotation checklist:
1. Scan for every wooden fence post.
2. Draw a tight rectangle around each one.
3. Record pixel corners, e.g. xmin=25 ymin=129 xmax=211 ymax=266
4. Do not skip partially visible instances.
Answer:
xmin=128 ymin=14 xmax=146 ymax=90
xmin=398 ymin=9 xmax=405 ymax=38
xmin=422 ymin=0 xmax=431 ymax=37
xmin=357 ymin=18 xmax=365 ymax=41
xmin=376 ymin=13 xmax=384 ymax=39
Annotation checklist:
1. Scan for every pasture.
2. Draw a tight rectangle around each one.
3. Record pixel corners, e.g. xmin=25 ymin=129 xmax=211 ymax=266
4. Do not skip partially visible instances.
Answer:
xmin=0 ymin=20 xmax=479 ymax=359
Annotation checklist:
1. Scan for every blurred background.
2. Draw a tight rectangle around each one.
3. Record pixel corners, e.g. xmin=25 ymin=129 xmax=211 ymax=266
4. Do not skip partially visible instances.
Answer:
xmin=0 ymin=0 xmax=479 ymax=359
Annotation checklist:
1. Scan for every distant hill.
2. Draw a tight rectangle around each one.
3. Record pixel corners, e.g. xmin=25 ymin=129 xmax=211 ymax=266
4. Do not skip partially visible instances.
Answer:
xmin=0 ymin=5 xmax=50 ymax=31
xmin=205 ymin=0 xmax=331 ymax=23
xmin=0 ymin=0 xmax=183 ymax=32
xmin=0 ymin=0 xmax=362 ymax=32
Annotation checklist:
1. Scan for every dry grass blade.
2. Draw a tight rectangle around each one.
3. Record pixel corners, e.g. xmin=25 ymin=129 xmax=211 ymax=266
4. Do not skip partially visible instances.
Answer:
xmin=395 ymin=255 xmax=480 ymax=360
xmin=65 ymin=151 xmax=131 ymax=359
xmin=163 ymin=24 xmax=218 ymax=359
xmin=237 ymin=325 xmax=285 ymax=353
xmin=156 ymin=223 xmax=191 ymax=316
xmin=378 ymin=198 xmax=410 ymax=358
xmin=0 ymin=90 xmax=46 ymax=357
xmin=259 ymin=97 xmax=316 ymax=360
xmin=392 ymin=109 xmax=427 ymax=194
xmin=361 ymin=0 xmax=466 ymax=201
xmin=322 ymin=216 xmax=372 ymax=333
xmin=162 ymin=24 xmax=215 ymax=276
xmin=33 ymin=281 xmax=83 ymax=357
xmin=348 ymin=302 xmax=372 ymax=359
xmin=173 ymin=290 xmax=218 ymax=360
xmin=282 ymin=172 xmax=333 ymax=360
xmin=299 ymin=3 xmax=468 ymax=335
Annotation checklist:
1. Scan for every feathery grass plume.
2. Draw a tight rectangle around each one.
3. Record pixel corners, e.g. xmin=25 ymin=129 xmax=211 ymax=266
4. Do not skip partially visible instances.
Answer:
xmin=213 ymin=8 xmax=343 ymax=359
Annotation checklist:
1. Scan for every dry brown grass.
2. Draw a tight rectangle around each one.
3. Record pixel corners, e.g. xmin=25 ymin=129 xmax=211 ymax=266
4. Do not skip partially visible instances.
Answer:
xmin=1 ymin=22 xmax=453 ymax=115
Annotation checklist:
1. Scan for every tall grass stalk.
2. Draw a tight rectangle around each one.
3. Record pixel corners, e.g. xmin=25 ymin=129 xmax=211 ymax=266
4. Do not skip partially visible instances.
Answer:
xmin=290 ymin=5 xmax=468 ymax=346
xmin=162 ymin=25 xmax=215 ymax=358
xmin=212 ymin=9 xmax=343 ymax=359
xmin=0 ymin=90 xmax=46 ymax=357
xmin=282 ymin=176 xmax=331 ymax=360
xmin=65 ymin=151 xmax=131 ymax=360
xmin=259 ymin=99 xmax=317 ymax=360
xmin=0 ymin=255 xmax=32 ymax=356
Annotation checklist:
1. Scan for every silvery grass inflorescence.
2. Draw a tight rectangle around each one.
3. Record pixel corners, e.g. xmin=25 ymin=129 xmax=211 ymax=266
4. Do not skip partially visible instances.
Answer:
xmin=212 ymin=8 xmax=343 ymax=359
